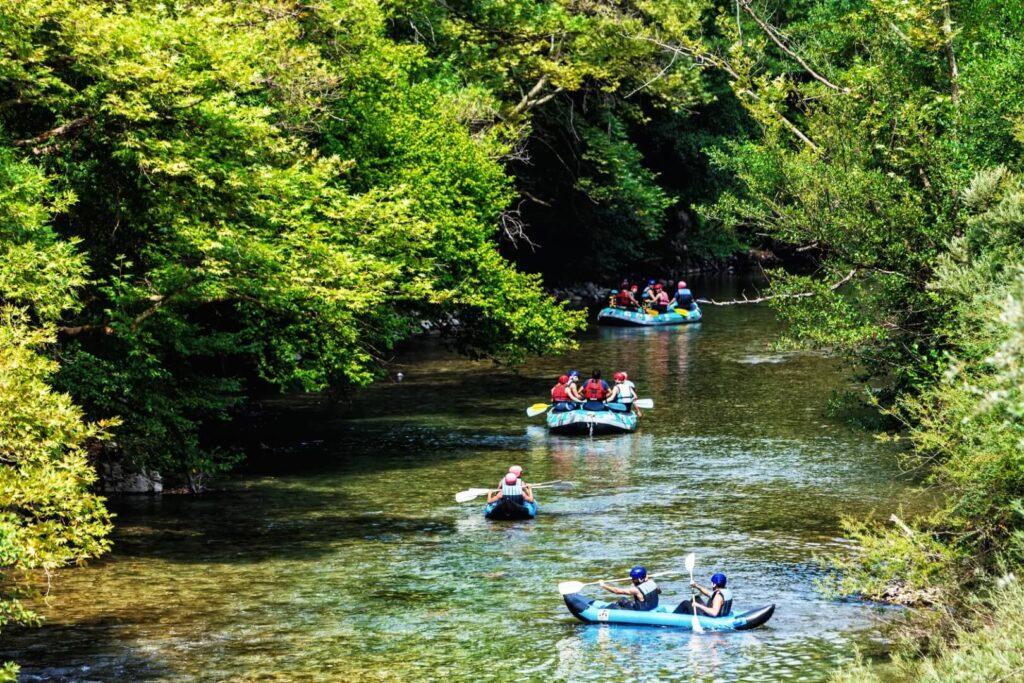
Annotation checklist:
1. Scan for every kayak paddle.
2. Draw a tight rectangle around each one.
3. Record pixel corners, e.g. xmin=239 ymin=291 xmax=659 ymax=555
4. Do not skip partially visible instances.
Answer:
xmin=526 ymin=402 xmax=551 ymax=417
xmin=685 ymin=552 xmax=705 ymax=633
xmin=558 ymin=570 xmax=678 ymax=596
xmin=633 ymin=398 xmax=654 ymax=409
xmin=454 ymin=480 xmax=574 ymax=503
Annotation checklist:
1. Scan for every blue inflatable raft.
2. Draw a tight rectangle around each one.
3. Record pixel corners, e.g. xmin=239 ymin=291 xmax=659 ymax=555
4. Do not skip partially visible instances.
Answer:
xmin=563 ymin=593 xmax=775 ymax=631
xmin=484 ymin=499 xmax=537 ymax=520
xmin=546 ymin=405 xmax=638 ymax=435
xmin=597 ymin=305 xmax=702 ymax=327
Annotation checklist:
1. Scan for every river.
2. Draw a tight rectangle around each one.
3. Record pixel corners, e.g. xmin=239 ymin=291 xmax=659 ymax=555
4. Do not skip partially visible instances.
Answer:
xmin=4 ymin=276 xmax=910 ymax=681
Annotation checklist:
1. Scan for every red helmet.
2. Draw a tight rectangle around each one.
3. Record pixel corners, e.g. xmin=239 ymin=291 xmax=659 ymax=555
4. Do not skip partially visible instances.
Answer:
xmin=654 ymin=283 xmax=663 ymax=290
xmin=504 ymin=472 xmax=519 ymax=485
xmin=620 ymin=371 xmax=628 ymax=380
xmin=630 ymin=285 xmax=638 ymax=292
xmin=678 ymin=281 xmax=687 ymax=289
xmin=508 ymin=465 xmax=523 ymax=476
xmin=558 ymin=374 xmax=569 ymax=384
xmin=613 ymin=372 xmax=625 ymax=381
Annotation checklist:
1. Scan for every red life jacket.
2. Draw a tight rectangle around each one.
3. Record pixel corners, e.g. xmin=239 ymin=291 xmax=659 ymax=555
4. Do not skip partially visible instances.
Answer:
xmin=551 ymin=383 xmax=569 ymax=401
xmin=615 ymin=290 xmax=633 ymax=306
xmin=583 ymin=379 xmax=606 ymax=400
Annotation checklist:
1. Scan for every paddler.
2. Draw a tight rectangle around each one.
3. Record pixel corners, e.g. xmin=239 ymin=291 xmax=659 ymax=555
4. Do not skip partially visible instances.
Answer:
xmin=651 ymin=283 xmax=671 ymax=313
xmin=550 ymin=374 xmax=574 ymax=412
xmin=688 ymin=572 xmax=734 ymax=617
xmin=581 ymin=369 xmax=609 ymax=410
xmin=605 ymin=371 xmax=638 ymax=414
xmin=674 ymin=281 xmax=696 ymax=312
xmin=600 ymin=566 xmax=661 ymax=611
xmin=565 ymin=370 xmax=584 ymax=404
xmin=486 ymin=471 xmax=534 ymax=506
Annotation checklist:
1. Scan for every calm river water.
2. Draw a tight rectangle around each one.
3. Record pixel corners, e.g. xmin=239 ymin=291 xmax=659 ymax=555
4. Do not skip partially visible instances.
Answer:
xmin=4 ymin=277 xmax=911 ymax=681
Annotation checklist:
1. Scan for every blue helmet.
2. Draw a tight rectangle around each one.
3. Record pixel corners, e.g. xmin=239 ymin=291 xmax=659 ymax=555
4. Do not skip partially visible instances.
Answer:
xmin=630 ymin=566 xmax=647 ymax=581
xmin=647 ymin=279 xmax=656 ymax=286
xmin=567 ymin=369 xmax=580 ymax=378
xmin=711 ymin=572 xmax=727 ymax=587
xmin=610 ymin=289 xmax=619 ymax=294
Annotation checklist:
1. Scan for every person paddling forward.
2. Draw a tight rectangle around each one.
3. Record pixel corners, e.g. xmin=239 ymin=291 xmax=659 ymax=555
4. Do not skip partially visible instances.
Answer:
xmin=600 ymin=566 xmax=661 ymax=611
xmin=689 ymin=572 xmax=734 ymax=617
xmin=486 ymin=470 xmax=534 ymax=506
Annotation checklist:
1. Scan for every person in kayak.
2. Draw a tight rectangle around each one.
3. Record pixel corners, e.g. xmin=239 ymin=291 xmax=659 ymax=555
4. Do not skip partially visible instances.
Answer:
xmin=688 ymin=573 xmax=734 ymax=617
xmin=605 ymin=371 xmax=638 ymax=413
xmin=582 ymin=370 xmax=609 ymax=410
xmin=486 ymin=471 xmax=534 ymax=506
xmin=551 ymin=375 xmax=575 ymax=412
xmin=674 ymin=281 xmax=696 ymax=312
xmin=601 ymin=566 xmax=661 ymax=611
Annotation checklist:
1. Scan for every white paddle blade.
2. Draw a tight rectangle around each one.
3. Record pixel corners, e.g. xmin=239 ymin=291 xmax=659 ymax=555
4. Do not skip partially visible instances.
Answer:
xmin=634 ymin=398 xmax=654 ymax=409
xmin=454 ymin=488 xmax=492 ymax=503
xmin=526 ymin=403 xmax=550 ymax=417
xmin=684 ymin=552 xmax=696 ymax=572
xmin=558 ymin=581 xmax=586 ymax=595
xmin=692 ymin=611 xmax=705 ymax=633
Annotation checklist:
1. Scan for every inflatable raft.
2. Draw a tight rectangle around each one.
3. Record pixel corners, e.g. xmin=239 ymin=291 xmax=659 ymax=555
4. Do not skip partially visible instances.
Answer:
xmin=546 ymin=405 xmax=638 ymax=435
xmin=484 ymin=499 xmax=537 ymax=520
xmin=563 ymin=593 xmax=775 ymax=631
xmin=597 ymin=305 xmax=702 ymax=327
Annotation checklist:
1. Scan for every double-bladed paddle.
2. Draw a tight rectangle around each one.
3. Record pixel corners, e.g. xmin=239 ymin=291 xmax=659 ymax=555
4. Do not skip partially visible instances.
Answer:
xmin=526 ymin=398 xmax=653 ymax=416
xmin=454 ymin=480 xmax=574 ymax=503
xmin=557 ymin=570 xmax=679 ymax=596
xmin=685 ymin=552 xmax=705 ymax=633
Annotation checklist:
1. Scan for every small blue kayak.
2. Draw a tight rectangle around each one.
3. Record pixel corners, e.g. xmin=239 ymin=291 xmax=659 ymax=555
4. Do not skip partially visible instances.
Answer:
xmin=563 ymin=593 xmax=774 ymax=631
xmin=484 ymin=499 xmax=537 ymax=520
xmin=597 ymin=305 xmax=702 ymax=327
xmin=546 ymin=406 xmax=638 ymax=435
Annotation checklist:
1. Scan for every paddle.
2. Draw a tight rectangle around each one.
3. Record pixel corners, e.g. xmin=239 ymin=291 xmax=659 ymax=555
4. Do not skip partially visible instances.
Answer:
xmin=454 ymin=480 xmax=574 ymax=503
xmin=526 ymin=402 xmax=551 ymax=417
xmin=633 ymin=398 xmax=654 ymax=409
xmin=558 ymin=570 xmax=678 ymax=596
xmin=685 ymin=552 xmax=705 ymax=633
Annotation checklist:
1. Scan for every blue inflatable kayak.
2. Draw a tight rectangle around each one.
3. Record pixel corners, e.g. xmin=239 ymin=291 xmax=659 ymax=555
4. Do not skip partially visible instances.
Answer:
xmin=563 ymin=593 xmax=774 ymax=631
xmin=546 ymin=406 xmax=638 ymax=435
xmin=484 ymin=499 xmax=537 ymax=520
xmin=597 ymin=305 xmax=702 ymax=327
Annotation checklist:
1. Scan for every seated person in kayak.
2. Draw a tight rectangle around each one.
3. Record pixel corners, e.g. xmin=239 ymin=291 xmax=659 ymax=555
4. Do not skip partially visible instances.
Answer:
xmin=582 ymin=370 xmax=610 ymax=410
xmin=642 ymin=279 xmax=657 ymax=303
xmin=600 ymin=566 xmax=661 ymax=611
xmin=550 ymin=375 xmax=576 ymax=411
xmin=486 ymin=471 xmax=534 ymax=507
xmin=676 ymin=572 xmax=733 ymax=617
xmin=674 ymin=281 xmax=697 ymax=311
xmin=605 ymin=371 xmax=637 ymax=412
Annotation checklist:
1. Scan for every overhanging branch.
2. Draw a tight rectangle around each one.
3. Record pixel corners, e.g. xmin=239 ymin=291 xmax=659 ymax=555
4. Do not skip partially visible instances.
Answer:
xmin=698 ymin=269 xmax=856 ymax=305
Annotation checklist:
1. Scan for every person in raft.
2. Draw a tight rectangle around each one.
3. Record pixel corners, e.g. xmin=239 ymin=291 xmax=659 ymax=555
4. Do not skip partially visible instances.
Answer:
xmin=650 ymin=283 xmax=672 ymax=313
xmin=605 ymin=371 xmax=638 ymax=413
xmin=550 ymin=374 xmax=576 ymax=412
xmin=486 ymin=470 xmax=534 ymax=507
xmin=581 ymin=369 xmax=609 ymax=410
xmin=565 ymin=369 xmax=585 ymax=404
xmin=679 ymin=572 xmax=734 ymax=617
xmin=674 ymin=281 xmax=697 ymax=312
xmin=600 ymin=566 xmax=661 ymax=611
xmin=642 ymin=279 xmax=657 ymax=303
xmin=614 ymin=285 xmax=639 ymax=310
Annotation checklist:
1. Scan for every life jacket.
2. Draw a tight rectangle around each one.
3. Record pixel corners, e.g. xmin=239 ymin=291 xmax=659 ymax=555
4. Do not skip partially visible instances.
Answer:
xmin=709 ymin=588 xmax=733 ymax=617
xmin=617 ymin=380 xmax=636 ymax=403
xmin=551 ymin=383 xmax=569 ymax=402
xmin=501 ymin=479 xmax=524 ymax=504
xmin=583 ymin=379 xmax=607 ymax=401
xmin=675 ymin=288 xmax=694 ymax=309
xmin=615 ymin=290 xmax=633 ymax=307
xmin=633 ymin=579 xmax=660 ymax=611
xmin=655 ymin=291 xmax=670 ymax=306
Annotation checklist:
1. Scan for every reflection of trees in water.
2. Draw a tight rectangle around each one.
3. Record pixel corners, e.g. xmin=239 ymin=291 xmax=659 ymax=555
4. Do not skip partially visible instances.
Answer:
xmin=524 ymin=427 xmax=654 ymax=485
xmin=595 ymin=325 xmax=700 ymax=408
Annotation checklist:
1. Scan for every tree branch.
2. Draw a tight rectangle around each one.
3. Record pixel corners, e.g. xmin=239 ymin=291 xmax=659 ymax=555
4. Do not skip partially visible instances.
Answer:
xmin=698 ymin=269 xmax=856 ymax=305
xmin=13 ymin=115 xmax=92 ymax=150
xmin=941 ymin=3 xmax=960 ymax=104
xmin=739 ymin=0 xmax=849 ymax=93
